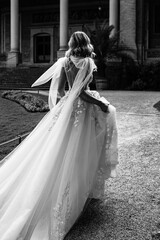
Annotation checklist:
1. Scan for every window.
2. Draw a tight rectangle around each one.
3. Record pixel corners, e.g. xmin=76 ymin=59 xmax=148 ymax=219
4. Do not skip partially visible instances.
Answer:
xmin=34 ymin=34 xmax=50 ymax=63
xmin=155 ymin=5 xmax=160 ymax=33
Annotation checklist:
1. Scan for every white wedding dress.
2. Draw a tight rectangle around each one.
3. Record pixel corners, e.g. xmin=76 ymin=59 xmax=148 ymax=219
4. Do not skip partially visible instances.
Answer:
xmin=0 ymin=56 xmax=118 ymax=240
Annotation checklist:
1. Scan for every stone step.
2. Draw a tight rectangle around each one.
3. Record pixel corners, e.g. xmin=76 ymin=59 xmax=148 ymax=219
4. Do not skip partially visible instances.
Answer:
xmin=0 ymin=66 xmax=50 ymax=90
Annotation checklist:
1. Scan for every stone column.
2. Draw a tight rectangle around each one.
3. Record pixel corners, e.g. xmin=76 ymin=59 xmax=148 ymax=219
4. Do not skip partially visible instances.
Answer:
xmin=7 ymin=0 xmax=20 ymax=67
xmin=119 ymin=0 xmax=137 ymax=52
xmin=1 ymin=14 xmax=5 ymax=54
xmin=109 ymin=0 xmax=119 ymax=36
xmin=57 ymin=0 xmax=68 ymax=58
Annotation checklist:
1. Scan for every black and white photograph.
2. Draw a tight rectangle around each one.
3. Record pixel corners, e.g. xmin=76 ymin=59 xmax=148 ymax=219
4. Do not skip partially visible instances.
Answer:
xmin=0 ymin=0 xmax=160 ymax=239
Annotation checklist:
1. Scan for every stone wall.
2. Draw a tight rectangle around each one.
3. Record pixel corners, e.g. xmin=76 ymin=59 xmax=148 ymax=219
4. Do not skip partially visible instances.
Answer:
xmin=5 ymin=14 xmax=10 ymax=53
xmin=21 ymin=13 xmax=32 ymax=63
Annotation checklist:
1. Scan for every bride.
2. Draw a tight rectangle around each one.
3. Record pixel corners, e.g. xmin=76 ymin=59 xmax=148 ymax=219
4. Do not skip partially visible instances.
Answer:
xmin=0 ymin=31 xmax=118 ymax=240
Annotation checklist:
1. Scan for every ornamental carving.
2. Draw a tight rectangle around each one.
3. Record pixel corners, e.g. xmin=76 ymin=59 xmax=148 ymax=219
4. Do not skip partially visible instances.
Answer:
xmin=32 ymin=7 xmax=108 ymax=24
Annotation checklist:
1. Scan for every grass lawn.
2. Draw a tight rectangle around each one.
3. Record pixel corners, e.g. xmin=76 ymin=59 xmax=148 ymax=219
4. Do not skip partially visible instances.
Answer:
xmin=0 ymin=90 xmax=160 ymax=239
xmin=0 ymin=91 xmax=47 ymax=143
xmin=0 ymin=91 xmax=47 ymax=159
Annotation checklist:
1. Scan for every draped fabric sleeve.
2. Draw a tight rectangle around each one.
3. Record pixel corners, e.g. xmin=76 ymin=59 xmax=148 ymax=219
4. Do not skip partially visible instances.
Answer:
xmin=31 ymin=57 xmax=67 ymax=109
xmin=32 ymin=56 xmax=97 ymax=110
xmin=68 ymin=56 xmax=97 ymax=97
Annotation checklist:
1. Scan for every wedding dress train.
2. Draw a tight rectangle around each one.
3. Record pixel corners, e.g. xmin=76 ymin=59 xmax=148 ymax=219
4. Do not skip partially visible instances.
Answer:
xmin=0 ymin=56 xmax=118 ymax=240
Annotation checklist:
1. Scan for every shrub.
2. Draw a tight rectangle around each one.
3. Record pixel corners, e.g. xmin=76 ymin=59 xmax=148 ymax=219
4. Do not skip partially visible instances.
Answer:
xmin=84 ymin=19 xmax=136 ymax=81
xmin=129 ymin=78 xmax=147 ymax=90
xmin=1 ymin=90 xmax=49 ymax=112
xmin=125 ymin=61 xmax=160 ymax=91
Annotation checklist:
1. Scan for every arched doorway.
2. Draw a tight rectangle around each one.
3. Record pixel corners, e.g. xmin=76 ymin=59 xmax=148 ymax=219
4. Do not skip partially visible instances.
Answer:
xmin=34 ymin=33 xmax=51 ymax=63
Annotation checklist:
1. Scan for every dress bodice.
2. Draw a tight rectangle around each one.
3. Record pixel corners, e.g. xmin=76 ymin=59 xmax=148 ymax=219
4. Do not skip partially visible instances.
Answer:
xmin=64 ymin=58 xmax=79 ymax=90
xmin=64 ymin=57 xmax=91 ymax=91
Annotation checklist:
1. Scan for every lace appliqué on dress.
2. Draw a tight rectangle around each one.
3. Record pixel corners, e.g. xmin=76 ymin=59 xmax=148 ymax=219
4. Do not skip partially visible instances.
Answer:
xmin=50 ymin=182 xmax=72 ymax=240
xmin=89 ymin=167 xmax=106 ymax=199
xmin=91 ymin=107 xmax=118 ymax=198
xmin=72 ymin=99 xmax=86 ymax=127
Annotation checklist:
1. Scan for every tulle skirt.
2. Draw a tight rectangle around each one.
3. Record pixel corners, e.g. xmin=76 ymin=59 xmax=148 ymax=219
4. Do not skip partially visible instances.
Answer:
xmin=0 ymin=90 xmax=118 ymax=240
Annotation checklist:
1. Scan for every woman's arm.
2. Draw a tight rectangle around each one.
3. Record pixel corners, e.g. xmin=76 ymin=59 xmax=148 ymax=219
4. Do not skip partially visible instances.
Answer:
xmin=56 ymin=67 xmax=67 ymax=103
xmin=79 ymin=91 xmax=109 ymax=113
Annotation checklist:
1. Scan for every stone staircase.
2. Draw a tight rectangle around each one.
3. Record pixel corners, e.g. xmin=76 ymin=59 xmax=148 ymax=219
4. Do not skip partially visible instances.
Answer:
xmin=0 ymin=65 xmax=50 ymax=90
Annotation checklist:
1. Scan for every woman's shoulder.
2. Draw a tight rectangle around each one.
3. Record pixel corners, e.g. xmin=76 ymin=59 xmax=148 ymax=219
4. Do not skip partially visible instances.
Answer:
xmin=55 ymin=57 xmax=71 ymax=70
xmin=56 ymin=56 xmax=68 ymax=63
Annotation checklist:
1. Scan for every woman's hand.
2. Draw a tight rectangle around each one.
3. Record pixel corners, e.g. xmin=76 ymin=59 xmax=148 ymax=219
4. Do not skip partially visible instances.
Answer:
xmin=80 ymin=91 xmax=109 ymax=113
xmin=100 ymin=102 xmax=109 ymax=113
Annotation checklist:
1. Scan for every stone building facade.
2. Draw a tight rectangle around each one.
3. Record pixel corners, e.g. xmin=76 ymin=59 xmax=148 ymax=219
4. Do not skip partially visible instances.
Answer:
xmin=0 ymin=0 xmax=160 ymax=67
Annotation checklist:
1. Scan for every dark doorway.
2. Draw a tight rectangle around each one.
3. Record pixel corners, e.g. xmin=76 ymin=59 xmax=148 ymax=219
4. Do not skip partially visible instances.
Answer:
xmin=149 ymin=0 xmax=160 ymax=48
xmin=34 ymin=34 xmax=51 ymax=63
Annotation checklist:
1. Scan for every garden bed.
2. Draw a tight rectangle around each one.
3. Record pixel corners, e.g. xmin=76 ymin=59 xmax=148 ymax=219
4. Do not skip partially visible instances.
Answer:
xmin=1 ymin=90 xmax=49 ymax=112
